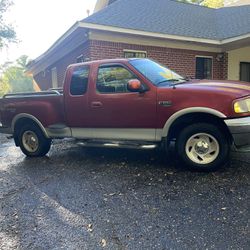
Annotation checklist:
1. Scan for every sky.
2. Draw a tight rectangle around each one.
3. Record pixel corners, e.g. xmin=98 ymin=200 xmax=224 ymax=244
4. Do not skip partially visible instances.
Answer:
xmin=1 ymin=0 xmax=96 ymax=64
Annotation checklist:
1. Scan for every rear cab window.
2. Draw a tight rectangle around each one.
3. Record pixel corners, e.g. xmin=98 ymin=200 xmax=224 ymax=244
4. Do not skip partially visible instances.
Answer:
xmin=70 ymin=66 xmax=89 ymax=96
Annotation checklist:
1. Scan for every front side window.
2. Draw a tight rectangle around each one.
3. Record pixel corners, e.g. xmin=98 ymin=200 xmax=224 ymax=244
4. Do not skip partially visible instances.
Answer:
xmin=97 ymin=65 xmax=137 ymax=93
xmin=70 ymin=66 xmax=89 ymax=96
xmin=129 ymin=59 xmax=185 ymax=86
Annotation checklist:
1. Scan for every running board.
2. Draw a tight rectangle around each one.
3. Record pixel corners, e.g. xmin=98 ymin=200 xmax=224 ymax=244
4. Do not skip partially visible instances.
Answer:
xmin=46 ymin=124 xmax=72 ymax=138
xmin=233 ymin=144 xmax=250 ymax=152
xmin=76 ymin=140 xmax=158 ymax=150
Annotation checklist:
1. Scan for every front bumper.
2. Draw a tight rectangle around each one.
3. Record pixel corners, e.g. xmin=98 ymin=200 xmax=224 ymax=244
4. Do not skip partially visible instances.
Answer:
xmin=225 ymin=116 xmax=250 ymax=151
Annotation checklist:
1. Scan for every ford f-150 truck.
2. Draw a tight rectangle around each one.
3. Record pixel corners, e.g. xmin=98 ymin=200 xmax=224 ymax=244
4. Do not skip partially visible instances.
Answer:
xmin=0 ymin=58 xmax=250 ymax=171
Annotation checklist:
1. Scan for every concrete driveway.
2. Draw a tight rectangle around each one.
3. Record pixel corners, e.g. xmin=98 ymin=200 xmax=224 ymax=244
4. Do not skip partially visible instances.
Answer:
xmin=0 ymin=134 xmax=249 ymax=249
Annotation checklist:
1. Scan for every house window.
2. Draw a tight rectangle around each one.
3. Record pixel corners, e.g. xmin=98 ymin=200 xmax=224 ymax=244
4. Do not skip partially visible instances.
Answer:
xmin=76 ymin=54 xmax=84 ymax=63
xmin=70 ymin=66 xmax=89 ymax=96
xmin=124 ymin=50 xmax=147 ymax=59
xmin=240 ymin=62 xmax=250 ymax=82
xmin=195 ymin=56 xmax=213 ymax=79
xmin=51 ymin=67 xmax=58 ymax=88
xmin=96 ymin=65 xmax=137 ymax=93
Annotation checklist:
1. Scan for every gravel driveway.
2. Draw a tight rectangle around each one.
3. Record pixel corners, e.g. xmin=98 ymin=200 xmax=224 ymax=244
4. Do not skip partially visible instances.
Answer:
xmin=0 ymin=134 xmax=249 ymax=249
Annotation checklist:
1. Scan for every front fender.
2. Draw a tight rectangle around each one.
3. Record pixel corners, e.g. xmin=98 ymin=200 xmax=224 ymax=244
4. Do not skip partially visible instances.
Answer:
xmin=161 ymin=107 xmax=227 ymax=138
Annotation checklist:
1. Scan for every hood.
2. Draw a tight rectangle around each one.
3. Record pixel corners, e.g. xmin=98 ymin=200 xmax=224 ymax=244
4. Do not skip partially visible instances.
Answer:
xmin=157 ymin=80 xmax=250 ymax=118
xmin=174 ymin=80 xmax=250 ymax=99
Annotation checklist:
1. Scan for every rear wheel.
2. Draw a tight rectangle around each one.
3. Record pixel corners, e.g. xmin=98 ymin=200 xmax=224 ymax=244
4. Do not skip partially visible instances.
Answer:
xmin=17 ymin=124 xmax=51 ymax=157
xmin=176 ymin=123 xmax=230 ymax=171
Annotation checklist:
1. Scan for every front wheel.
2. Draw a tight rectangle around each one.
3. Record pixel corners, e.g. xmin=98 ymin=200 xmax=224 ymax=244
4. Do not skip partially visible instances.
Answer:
xmin=17 ymin=124 xmax=52 ymax=157
xmin=176 ymin=123 xmax=230 ymax=171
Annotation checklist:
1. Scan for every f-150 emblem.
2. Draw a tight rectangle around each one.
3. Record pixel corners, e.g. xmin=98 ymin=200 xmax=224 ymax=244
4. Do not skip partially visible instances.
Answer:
xmin=158 ymin=101 xmax=172 ymax=107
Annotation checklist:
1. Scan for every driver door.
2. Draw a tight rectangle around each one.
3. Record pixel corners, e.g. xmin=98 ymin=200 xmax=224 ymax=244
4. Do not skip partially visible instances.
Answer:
xmin=87 ymin=63 xmax=157 ymax=141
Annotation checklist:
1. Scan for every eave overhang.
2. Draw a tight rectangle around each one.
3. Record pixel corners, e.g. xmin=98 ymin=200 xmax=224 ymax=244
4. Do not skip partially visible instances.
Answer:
xmin=79 ymin=22 xmax=250 ymax=47
xmin=26 ymin=22 xmax=89 ymax=75
xmin=27 ymin=21 xmax=250 ymax=75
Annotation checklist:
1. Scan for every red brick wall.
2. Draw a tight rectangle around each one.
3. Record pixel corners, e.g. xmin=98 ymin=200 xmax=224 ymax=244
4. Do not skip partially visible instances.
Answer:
xmin=34 ymin=41 xmax=90 ymax=90
xmin=89 ymin=40 xmax=228 ymax=80
xmin=34 ymin=39 xmax=228 ymax=90
xmin=220 ymin=52 xmax=228 ymax=80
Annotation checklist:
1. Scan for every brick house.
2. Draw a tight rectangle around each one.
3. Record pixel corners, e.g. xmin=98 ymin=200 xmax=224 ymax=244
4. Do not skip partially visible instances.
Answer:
xmin=225 ymin=0 xmax=250 ymax=6
xmin=27 ymin=0 xmax=250 ymax=90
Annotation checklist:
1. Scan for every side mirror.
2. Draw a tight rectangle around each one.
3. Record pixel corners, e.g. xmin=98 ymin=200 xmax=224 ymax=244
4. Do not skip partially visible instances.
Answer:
xmin=127 ymin=79 xmax=148 ymax=93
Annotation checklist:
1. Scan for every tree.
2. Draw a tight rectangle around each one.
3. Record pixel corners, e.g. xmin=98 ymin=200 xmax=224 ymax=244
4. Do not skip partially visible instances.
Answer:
xmin=202 ymin=0 xmax=224 ymax=8
xmin=177 ymin=0 xmax=204 ymax=3
xmin=0 ymin=55 xmax=34 ymax=96
xmin=177 ymin=0 xmax=224 ymax=8
xmin=0 ymin=78 xmax=11 ymax=96
xmin=0 ymin=0 xmax=16 ymax=49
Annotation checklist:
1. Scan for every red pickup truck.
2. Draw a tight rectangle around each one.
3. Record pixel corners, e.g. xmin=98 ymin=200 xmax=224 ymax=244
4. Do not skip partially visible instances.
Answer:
xmin=0 ymin=58 xmax=250 ymax=171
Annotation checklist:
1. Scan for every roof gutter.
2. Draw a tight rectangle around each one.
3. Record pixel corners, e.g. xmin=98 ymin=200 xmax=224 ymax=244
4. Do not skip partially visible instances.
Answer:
xmin=79 ymin=22 xmax=250 ymax=46
xmin=222 ymin=33 xmax=250 ymax=44
xmin=78 ymin=22 xmax=221 ymax=45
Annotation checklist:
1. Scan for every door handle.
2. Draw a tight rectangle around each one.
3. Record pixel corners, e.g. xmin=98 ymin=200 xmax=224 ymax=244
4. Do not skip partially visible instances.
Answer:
xmin=91 ymin=101 xmax=103 ymax=108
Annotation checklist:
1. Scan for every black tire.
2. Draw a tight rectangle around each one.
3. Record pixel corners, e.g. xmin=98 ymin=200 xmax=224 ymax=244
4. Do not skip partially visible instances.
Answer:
xmin=176 ymin=123 xmax=230 ymax=171
xmin=17 ymin=124 xmax=52 ymax=157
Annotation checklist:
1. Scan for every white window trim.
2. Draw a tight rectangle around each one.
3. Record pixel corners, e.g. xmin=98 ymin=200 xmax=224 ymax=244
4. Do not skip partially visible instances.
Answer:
xmin=124 ymin=49 xmax=147 ymax=54
xmin=195 ymin=55 xmax=213 ymax=79
xmin=123 ymin=49 xmax=147 ymax=57
xmin=77 ymin=54 xmax=84 ymax=63
xmin=195 ymin=55 xmax=213 ymax=59
xmin=51 ymin=67 xmax=58 ymax=88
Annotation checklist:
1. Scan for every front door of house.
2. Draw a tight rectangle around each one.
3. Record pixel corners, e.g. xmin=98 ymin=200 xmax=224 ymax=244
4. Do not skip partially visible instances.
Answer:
xmin=240 ymin=62 xmax=250 ymax=82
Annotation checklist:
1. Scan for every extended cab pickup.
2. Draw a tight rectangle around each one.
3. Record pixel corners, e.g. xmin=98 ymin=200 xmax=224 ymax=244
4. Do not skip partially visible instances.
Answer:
xmin=0 ymin=58 xmax=250 ymax=171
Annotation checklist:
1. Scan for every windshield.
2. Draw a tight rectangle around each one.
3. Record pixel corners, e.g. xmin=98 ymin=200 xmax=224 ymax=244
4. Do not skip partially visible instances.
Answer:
xmin=129 ymin=59 xmax=186 ymax=86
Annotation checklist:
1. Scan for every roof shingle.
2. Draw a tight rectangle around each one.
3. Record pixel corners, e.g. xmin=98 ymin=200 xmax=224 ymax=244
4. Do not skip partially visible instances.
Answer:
xmin=83 ymin=0 xmax=250 ymax=40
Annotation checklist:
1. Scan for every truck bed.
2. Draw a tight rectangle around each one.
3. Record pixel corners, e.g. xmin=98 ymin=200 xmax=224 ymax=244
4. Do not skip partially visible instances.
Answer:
xmin=0 ymin=90 xmax=65 ymax=129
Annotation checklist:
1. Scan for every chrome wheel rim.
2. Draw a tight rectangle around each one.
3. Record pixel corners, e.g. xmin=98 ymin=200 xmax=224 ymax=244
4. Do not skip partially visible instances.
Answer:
xmin=185 ymin=133 xmax=220 ymax=165
xmin=22 ymin=131 xmax=39 ymax=153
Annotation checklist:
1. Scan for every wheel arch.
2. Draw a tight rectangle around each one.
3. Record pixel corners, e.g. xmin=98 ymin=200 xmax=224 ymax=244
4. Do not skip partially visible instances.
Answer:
xmin=12 ymin=113 xmax=49 ymax=140
xmin=162 ymin=108 xmax=232 ymax=143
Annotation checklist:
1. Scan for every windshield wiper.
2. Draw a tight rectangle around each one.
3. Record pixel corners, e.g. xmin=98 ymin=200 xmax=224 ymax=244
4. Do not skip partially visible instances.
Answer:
xmin=156 ymin=79 xmax=185 ymax=85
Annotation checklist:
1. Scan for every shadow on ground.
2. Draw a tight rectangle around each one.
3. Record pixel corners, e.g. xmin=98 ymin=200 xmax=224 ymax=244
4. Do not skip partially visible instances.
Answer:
xmin=0 ymin=137 xmax=249 ymax=249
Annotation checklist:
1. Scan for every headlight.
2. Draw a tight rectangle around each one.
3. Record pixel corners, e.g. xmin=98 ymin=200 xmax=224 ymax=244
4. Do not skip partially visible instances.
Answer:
xmin=234 ymin=98 xmax=250 ymax=113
